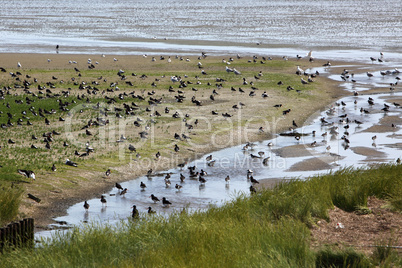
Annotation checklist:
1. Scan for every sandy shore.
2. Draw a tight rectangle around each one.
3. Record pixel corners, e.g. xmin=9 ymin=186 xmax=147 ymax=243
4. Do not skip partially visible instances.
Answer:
xmin=0 ymin=53 xmax=355 ymax=229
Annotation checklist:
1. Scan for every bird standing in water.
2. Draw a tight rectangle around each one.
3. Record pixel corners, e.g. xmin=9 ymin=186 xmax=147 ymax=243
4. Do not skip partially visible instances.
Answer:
xmin=150 ymin=194 xmax=160 ymax=203
xmin=140 ymin=181 xmax=147 ymax=190
xmin=162 ymin=197 xmax=172 ymax=207
xmin=120 ymin=188 xmax=128 ymax=196
xmin=100 ymin=195 xmax=107 ymax=206
xmin=83 ymin=201 xmax=90 ymax=210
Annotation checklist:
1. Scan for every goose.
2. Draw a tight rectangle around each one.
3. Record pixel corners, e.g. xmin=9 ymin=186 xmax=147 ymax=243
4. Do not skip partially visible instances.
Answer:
xmin=52 ymin=164 xmax=57 ymax=172
xmin=18 ymin=169 xmax=36 ymax=181
xmin=105 ymin=169 xmax=111 ymax=177
xmin=120 ymin=188 xmax=128 ymax=196
xmin=225 ymin=175 xmax=230 ymax=184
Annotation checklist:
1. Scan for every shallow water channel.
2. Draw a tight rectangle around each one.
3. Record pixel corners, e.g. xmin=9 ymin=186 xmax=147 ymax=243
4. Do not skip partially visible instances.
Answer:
xmin=35 ymin=65 xmax=402 ymax=241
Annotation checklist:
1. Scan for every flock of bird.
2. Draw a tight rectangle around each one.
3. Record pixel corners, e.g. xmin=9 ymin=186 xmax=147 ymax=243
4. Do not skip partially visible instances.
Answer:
xmin=81 ymin=151 xmax=263 ymax=217
xmin=3 ymin=51 xmax=400 ymax=219
xmin=6 ymin=52 xmax=305 ymax=186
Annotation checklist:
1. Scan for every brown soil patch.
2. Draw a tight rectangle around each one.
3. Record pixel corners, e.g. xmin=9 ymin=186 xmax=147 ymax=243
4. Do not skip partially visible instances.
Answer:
xmin=272 ymin=144 xmax=314 ymax=158
xmin=363 ymin=115 xmax=402 ymax=133
xmin=350 ymin=146 xmax=386 ymax=158
xmin=287 ymin=155 xmax=338 ymax=172
xmin=311 ymin=196 xmax=402 ymax=256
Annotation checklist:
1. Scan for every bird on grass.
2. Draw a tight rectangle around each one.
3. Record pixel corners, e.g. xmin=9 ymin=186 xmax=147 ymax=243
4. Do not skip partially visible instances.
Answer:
xmin=147 ymin=206 xmax=156 ymax=214
xmin=105 ymin=169 xmax=111 ymax=177
xmin=65 ymin=159 xmax=78 ymax=167
xmin=18 ymin=169 xmax=36 ymax=181
xmin=52 ymin=164 xmax=57 ymax=172
xmin=177 ymin=161 xmax=187 ymax=169
xmin=132 ymin=205 xmax=139 ymax=219
xmin=250 ymin=185 xmax=257 ymax=194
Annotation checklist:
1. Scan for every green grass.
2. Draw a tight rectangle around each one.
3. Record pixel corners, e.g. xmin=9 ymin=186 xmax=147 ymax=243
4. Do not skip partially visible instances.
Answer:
xmin=0 ymin=163 xmax=400 ymax=267
xmin=0 ymin=182 xmax=24 ymax=227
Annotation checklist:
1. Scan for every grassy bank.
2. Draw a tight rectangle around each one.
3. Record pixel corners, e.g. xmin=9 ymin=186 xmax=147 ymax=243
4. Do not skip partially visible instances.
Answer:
xmin=1 ymin=163 xmax=400 ymax=267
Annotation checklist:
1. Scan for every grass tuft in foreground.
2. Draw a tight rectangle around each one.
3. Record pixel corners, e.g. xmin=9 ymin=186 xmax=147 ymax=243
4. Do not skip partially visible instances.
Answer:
xmin=0 ymin=163 xmax=400 ymax=267
xmin=0 ymin=182 xmax=24 ymax=227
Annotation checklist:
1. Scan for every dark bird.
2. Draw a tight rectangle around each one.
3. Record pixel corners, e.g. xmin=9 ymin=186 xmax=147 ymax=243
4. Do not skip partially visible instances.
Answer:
xmin=150 ymin=194 xmax=160 ymax=203
xmin=292 ymin=120 xmax=298 ymax=128
xmin=225 ymin=175 xmax=230 ymax=183
xmin=177 ymin=161 xmax=187 ymax=169
xmin=52 ymin=164 xmax=57 ymax=172
xmin=132 ymin=205 xmax=139 ymax=219
xmin=147 ymin=206 xmax=156 ymax=214
xmin=174 ymin=144 xmax=180 ymax=152
xmin=206 ymin=155 xmax=212 ymax=161
xmin=120 ymin=188 xmax=128 ymax=196
xmin=140 ymin=181 xmax=147 ymax=190
xmin=65 ymin=159 xmax=78 ymax=167
xmin=250 ymin=185 xmax=257 ymax=194
xmin=199 ymin=176 xmax=207 ymax=184
xmin=18 ymin=169 xmax=36 ymax=181
xmin=180 ymin=173 xmax=186 ymax=182
xmin=162 ymin=197 xmax=172 ymax=207
xmin=100 ymin=195 xmax=107 ymax=205
xmin=84 ymin=201 xmax=89 ymax=210
xmin=128 ymin=144 xmax=136 ymax=152
xmin=105 ymin=169 xmax=111 ymax=177
xmin=115 ymin=182 xmax=123 ymax=191
xmin=249 ymin=176 xmax=260 ymax=184
xmin=175 ymin=184 xmax=183 ymax=191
